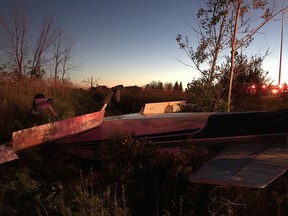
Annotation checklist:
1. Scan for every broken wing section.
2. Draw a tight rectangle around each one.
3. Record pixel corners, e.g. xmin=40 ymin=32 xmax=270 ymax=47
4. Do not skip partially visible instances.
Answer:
xmin=12 ymin=110 xmax=105 ymax=151
xmin=0 ymin=110 xmax=105 ymax=164
xmin=189 ymin=133 xmax=288 ymax=188
xmin=0 ymin=144 xmax=18 ymax=164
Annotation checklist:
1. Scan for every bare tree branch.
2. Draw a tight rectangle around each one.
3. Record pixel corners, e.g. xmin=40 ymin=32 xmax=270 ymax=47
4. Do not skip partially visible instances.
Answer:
xmin=30 ymin=16 xmax=57 ymax=78
xmin=0 ymin=6 xmax=29 ymax=80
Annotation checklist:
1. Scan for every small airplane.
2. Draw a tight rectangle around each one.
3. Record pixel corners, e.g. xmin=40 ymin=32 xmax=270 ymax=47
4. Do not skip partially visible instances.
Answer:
xmin=1 ymin=99 xmax=288 ymax=189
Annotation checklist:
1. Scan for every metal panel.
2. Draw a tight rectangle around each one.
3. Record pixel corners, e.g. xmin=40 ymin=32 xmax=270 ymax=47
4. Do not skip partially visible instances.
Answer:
xmin=0 ymin=144 xmax=18 ymax=164
xmin=189 ymin=134 xmax=288 ymax=188
xmin=55 ymin=112 xmax=212 ymax=144
xmin=142 ymin=101 xmax=186 ymax=114
xmin=11 ymin=110 xmax=105 ymax=151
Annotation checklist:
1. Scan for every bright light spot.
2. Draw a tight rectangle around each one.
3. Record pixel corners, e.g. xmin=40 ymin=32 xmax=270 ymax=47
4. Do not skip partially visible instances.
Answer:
xmin=251 ymin=85 xmax=256 ymax=89
xmin=272 ymin=89 xmax=278 ymax=94
xmin=262 ymin=84 xmax=266 ymax=89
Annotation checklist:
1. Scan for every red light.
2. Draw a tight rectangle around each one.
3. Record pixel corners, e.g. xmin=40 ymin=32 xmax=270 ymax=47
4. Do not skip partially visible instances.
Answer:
xmin=251 ymin=85 xmax=256 ymax=89
xmin=272 ymin=89 xmax=278 ymax=94
xmin=262 ymin=84 xmax=266 ymax=89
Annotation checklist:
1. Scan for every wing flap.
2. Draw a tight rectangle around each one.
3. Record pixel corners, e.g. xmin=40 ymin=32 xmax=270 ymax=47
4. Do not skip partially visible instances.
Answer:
xmin=189 ymin=134 xmax=288 ymax=188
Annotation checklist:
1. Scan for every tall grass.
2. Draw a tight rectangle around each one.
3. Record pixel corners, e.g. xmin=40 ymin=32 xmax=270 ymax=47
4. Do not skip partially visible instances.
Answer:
xmin=0 ymin=78 xmax=96 ymax=141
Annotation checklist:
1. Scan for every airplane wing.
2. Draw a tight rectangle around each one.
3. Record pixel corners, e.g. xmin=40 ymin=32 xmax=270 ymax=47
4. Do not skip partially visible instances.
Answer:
xmin=11 ymin=110 xmax=105 ymax=151
xmin=189 ymin=133 xmax=288 ymax=188
xmin=0 ymin=110 xmax=105 ymax=164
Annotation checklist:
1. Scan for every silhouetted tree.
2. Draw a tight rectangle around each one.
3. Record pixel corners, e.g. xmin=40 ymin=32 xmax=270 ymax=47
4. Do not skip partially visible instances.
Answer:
xmin=157 ymin=81 xmax=163 ymax=90
xmin=164 ymin=82 xmax=173 ymax=91
xmin=145 ymin=80 xmax=164 ymax=90
xmin=0 ymin=5 xmax=78 ymax=81
xmin=177 ymin=0 xmax=288 ymax=111
xmin=50 ymin=30 xmax=78 ymax=82
xmin=30 ymin=16 xmax=57 ymax=78
xmin=82 ymin=75 xmax=100 ymax=89
xmin=219 ymin=53 xmax=270 ymax=110
xmin=179 ymin=81 xmax=183 ymax=92
xmin=173 ymin=81 xmax=179 ymax=91
xmin=0 ymin=6 xmax=29 ymax=80
xmin=186 ymin=70 xmax=226 ymax=112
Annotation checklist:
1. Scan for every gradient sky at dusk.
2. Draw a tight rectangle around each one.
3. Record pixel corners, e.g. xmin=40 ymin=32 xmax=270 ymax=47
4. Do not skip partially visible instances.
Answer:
xmin=1 ymin=0 xmax=287 ymax=88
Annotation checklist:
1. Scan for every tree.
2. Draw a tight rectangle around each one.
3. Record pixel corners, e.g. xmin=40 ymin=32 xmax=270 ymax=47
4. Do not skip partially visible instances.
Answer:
xmin=50 ymin=30 xmax=64 ymax=81
xmin=176 ymin=0 xmax=232 ymax=92
xmin=186 ymin=71 xmax=227 ymax=112
xmin=177 ymin=0 xmax=288 ymax=111
xmin=226 ymin=0 xmax=287 ymax=111
xmin=82 ymin=76 xmax=100 ymax=89
xmin=173 ymin=81 xmax=179 ymax=91
xmin=145 ymin=80 xmax=164 ymax=90
xmin=164 ymin=82 xmax=173 ymax=91
xmin=179 ymin=81 xmax=183 ymax=92
xmin=172 ymin=81 xmax=183 ymax=92
xmin=0 ymin=6 xmax=29 ymax=80
xmin=50 ymin=30 xmax=78 ymax=82
xmin=157 ymin=81 xmax=164 ymax=90
xmin=219 ymin=52 xmax=270 ymax=110
xmin=0 ymin=5 xmax=78 ymax=82
xmin=30 ymin=16 xmax=57 ymax=78
xmin=60 ymin=36 xmax=77 ymax=81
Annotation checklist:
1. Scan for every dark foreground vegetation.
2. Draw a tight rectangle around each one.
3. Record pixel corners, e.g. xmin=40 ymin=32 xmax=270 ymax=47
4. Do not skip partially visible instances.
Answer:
xmin=2 ymin=79 xmax=288 ymax=215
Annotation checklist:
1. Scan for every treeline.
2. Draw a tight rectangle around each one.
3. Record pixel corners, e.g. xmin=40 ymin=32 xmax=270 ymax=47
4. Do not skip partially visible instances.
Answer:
xmin=92 ymin=80 xmax=185 ymax=93
xmin=144 ymin=80 xmax=183 ymax=91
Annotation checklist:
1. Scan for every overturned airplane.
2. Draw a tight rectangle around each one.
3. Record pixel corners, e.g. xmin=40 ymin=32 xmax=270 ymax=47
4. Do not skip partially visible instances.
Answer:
xmin=1 ymin=100 xmax=288 ymax=189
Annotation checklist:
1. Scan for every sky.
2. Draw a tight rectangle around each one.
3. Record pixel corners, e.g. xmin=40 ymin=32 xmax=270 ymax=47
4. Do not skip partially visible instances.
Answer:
xmin=1 ymin=0 xmax=288 ymax=88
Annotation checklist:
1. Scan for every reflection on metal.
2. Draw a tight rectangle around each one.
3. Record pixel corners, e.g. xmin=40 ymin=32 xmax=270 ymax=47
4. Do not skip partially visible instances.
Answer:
xmin=0 ymin=110 xmax=105 ymax=164
xmin=12 ymin=110 xmax=105 ymax=151
xmin=0 ymin=144 xmax=18 ymax=164
xmin=142 ymin=101 xmax=186 ymax=115
xmin=55 ymin=111 xmax=212 ymax=159
xmin=34 ymin=98 xmax=54 ymax=111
